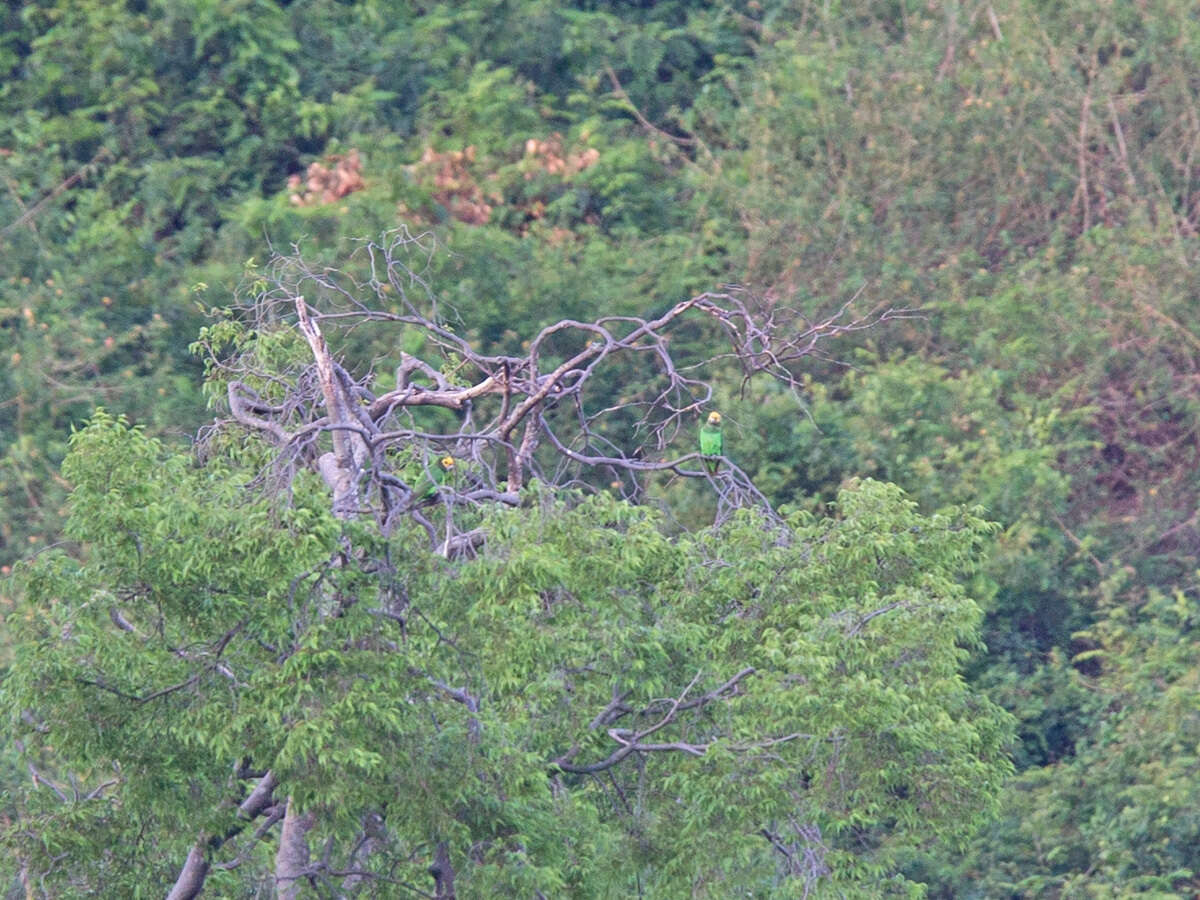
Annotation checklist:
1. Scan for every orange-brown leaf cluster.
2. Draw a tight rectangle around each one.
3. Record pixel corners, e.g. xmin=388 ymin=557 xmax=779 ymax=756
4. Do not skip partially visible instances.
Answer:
xmin=401 ymin=136 xmax=601 ymax=229
xmin=411 ymin=145 xmax=495 ymax=225
xmin=523 ymin=134 xmax=599 ymax=178
xmin=288 ymin=150 xmax=365 ymax=206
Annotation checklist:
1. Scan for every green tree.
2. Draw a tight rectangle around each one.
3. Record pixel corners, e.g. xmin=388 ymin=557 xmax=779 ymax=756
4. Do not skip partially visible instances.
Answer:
xmin=4 ymin=414 xmax=1010 ymax=896
xmin=2 ymin=247 xmax=1011 ymax=895
xmin=925 ymin=588 xmax=1200 ymax=899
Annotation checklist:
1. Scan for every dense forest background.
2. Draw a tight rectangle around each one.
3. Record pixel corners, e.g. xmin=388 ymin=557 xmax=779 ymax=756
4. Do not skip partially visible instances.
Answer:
xmin=4 ymin=0 xmax=1200 ymax=896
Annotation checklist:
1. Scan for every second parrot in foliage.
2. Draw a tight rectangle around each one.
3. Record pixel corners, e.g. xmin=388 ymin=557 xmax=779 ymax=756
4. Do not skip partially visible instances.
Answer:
xmin=699 ymin=411 xmax=723 ymax=474
xmin=418 ymin=456 xmax=456 ymax=505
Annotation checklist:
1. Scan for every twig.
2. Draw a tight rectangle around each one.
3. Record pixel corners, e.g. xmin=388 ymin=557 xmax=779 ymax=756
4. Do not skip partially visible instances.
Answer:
xmin=1 ymin=147 xmax=113 ymax=238
xmin=1049 ymin=509 xmax=1105 ymax=576
xmin=603 ymin=65 xmax=696 ymax=147
xmin=552 ymin=668 xmax=770 ymax=774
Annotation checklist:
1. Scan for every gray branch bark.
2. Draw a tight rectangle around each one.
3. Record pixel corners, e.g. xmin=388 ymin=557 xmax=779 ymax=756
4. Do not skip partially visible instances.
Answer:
xmin=165 ymin=843 xmax=209 ymax=900
xmin=275 ymin=796 xmax=316 ymax=900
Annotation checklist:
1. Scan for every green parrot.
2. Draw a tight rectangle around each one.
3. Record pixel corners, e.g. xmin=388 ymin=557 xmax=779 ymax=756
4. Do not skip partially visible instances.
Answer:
xmin=418 ymin=455 xmax=456 ymax=505
xmin=699 ymin=411 xmax=723 ymax=474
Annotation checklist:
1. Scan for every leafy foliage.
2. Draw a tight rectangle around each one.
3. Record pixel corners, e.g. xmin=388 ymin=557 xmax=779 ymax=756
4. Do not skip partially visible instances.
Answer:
xmin=3 ymin=416 xmax=1008 ymax=895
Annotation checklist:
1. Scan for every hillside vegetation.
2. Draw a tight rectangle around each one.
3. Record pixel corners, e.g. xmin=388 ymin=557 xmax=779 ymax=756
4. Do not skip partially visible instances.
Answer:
xmin=4 ymin=1 xmax=1200 ymax=896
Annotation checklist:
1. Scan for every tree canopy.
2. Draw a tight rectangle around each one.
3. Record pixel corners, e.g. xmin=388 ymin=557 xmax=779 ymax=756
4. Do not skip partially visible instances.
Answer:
xmin=7 ymin=409 xmax=1009 ymax=896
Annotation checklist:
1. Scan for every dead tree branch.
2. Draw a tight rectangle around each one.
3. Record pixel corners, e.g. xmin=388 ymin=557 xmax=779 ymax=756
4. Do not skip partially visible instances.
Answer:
xmin=203 ymin=232 xmax=913 ymax=546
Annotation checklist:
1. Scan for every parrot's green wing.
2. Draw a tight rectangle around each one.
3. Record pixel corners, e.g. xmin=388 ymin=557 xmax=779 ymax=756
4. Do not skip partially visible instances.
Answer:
xmin=699 ymin=425 xmax=722 ymax=456
xmin=699 ymin=424 xmax=723 ymax=473
xmin=415 ymin=458 xmax=453 ymax=504
xmin=418 ymin=472 xmax=439 ymax=502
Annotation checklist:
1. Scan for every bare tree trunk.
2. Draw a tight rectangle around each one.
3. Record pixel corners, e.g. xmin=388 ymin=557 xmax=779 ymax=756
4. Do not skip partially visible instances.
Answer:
xmin=166 ymin=843 xmax=209 ymax=900
xmin=429 ymin=841 xmax=456 ymax=899
xmin=275 ymin=796 xmax=316 ymax=900
xmin=295 ymin=297 xmax=367 ymax=519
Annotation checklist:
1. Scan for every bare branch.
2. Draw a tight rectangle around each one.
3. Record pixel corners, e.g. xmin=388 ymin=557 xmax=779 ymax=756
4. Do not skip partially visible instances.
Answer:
xmin=213 ymin=804 xmax=286 ymax=872
xmin=1 ymin=146 xmax=113 ymax=238
xmin=760 ymin=820 xmax=831 ymax=896
xmin=27 ymin=765 xmax=69 ymax=804
xmin=845 ymin=602 xmax=907 ymax=636
xmin=166 ymin=843 xmax=210 ymax=900
xmin=212 ymin=235 xmax=908 ymax=545
xmin=239 ymin=771 xmax=278 ymax=820
xmin=77 ymin=616 xmax=250 ymax=704
xmin=551 ymin=667 xmax=779 ymax=774
xmin=165 ymin=770 xmax=285 ymax=897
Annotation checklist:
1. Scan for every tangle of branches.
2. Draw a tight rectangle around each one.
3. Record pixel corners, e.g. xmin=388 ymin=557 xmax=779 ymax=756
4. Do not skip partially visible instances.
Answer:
xmin=197 ymin=229 xmax=916 ymax=551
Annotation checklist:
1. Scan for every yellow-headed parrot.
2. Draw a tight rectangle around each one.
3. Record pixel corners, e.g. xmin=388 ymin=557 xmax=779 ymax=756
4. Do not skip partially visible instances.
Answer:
xmin=699 ymin=411 xmax=723 ymax=474
xmin=419 ymin=456 xmax=456 ymax=505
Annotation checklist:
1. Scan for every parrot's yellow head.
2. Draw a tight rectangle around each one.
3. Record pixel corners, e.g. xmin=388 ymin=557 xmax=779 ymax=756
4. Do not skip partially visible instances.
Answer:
xmin=439 ymin=456 xmax=455 ymax=471
xmin=707 ymin=411 xmax=722 ymax=426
